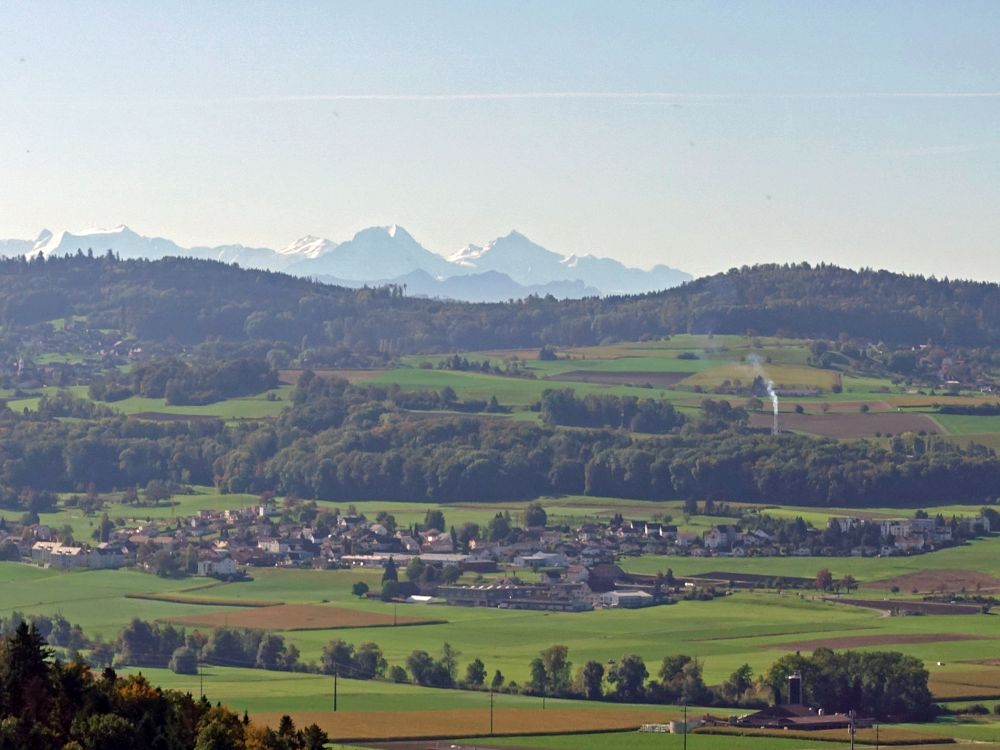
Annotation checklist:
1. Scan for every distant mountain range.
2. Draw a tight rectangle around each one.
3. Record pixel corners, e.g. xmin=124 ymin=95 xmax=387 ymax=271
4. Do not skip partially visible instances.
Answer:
xmin=0 ymin=223 xmax=690 ymax=301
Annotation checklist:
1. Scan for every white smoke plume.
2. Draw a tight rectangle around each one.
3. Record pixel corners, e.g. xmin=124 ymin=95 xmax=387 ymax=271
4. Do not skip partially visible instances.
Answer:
xmin=747 ymin=354 xmax=780 ymax=435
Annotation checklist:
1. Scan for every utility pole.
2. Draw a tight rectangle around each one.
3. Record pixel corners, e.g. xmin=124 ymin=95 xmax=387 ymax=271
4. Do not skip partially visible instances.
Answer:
xmin=489 ymin=689 xmax=494 ymax=736
xmin=849 ymin=709 xmax=856 ymax=750
xmin=875 ymin=720 xmax=879 ymax=750
xmin=333 ymin=672 xmax=338 ymax=712
xmin=199 ymin=659 xmax=203 ymax=699
xmin=683 ymin=702 xmax=688 ymax=750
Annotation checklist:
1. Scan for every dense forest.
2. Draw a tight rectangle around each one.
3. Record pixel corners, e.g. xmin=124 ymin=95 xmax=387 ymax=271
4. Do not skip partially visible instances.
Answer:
xmin=0 ymin=378 xmax=996 ymax=510
xmin=0 ymin=622 xmax=328 ymax=750
xmin=6 ymin=253 xmax=1000 ymax=353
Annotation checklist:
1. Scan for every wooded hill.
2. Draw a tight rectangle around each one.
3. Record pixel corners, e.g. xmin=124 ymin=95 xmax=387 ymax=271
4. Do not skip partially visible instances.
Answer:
xmin=4 ymin=254 xmax=1000 ymax=352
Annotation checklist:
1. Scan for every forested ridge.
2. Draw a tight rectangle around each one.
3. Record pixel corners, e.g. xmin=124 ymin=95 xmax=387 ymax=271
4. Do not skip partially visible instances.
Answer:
xmin=5 ymin=253 xmax=1000 ymax=351
xmin=1 ymin=379 xmax=996 ymax=510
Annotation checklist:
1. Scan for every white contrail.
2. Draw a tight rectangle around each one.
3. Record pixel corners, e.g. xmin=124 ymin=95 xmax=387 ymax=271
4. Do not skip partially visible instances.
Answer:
xmin=883 ymin=143 xmax=1000 ymax=157
xmin=177 ymin=90 xmax=1000 ymax=105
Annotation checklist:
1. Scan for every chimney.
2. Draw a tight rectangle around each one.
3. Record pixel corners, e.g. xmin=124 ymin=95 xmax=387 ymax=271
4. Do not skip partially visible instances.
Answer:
xmin=787 ymin=671 xmax=804 ymax=706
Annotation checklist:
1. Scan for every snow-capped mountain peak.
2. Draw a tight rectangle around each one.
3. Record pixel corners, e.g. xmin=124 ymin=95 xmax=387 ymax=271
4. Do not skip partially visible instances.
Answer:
xmin=277 ymin=235 xmax=338 ymax=259
xmin=80 ymin=223 xmax=129 ymax=235
xmin=31 ymin=228 xmax=66 ymax=257
xmin=1 ymin=222 xmax=691 ymax=298
xmin=448 ymin=243 xmax=485 ymax=266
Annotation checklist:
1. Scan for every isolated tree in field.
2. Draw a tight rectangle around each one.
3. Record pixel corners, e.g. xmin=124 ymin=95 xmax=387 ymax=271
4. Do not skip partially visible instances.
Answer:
xmin=169 ymin=646 xmax=198 ymax=675
xmin=143 ymin=478 xmax=171 ymax=505
xmin=841 ymin=574 xmax=858 ymax=593
xmin=491 ymin=669 xmax=505 ymax=691
xmin=351 ymin=581 xmax=369 ymax=598
xmin=524 ymin=502 xmax=547 ymax=528
xmin=815 ymin=568 xmax=834 ymax=591
xmin=465 ymin=658 xmax=486 ymax=687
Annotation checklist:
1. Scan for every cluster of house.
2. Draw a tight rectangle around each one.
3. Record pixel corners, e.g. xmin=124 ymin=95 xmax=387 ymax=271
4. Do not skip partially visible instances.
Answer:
xmin=831 ymin=513 xmax=991 ymax=554
xmin=606 ymin=513 xmax=991 ymax=558
xmin=28 ymin=540 xmax=127 ymax=569
xmin=3 ymin=500 xmax=992 ymax=612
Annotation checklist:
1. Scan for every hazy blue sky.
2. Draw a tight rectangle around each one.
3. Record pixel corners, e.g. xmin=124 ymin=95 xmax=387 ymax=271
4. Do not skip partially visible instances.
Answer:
xmin=1 ymin=1 xmax=998 ymax=279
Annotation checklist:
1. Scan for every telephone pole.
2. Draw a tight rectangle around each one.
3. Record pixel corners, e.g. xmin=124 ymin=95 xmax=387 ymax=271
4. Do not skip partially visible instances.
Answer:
xmin=333 ymin=672 xmax=338 ymax=712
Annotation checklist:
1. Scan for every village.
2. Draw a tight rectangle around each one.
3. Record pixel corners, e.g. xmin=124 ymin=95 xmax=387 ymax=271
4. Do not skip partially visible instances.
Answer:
xmin=1 ymin=494 xmax=992 ymax=614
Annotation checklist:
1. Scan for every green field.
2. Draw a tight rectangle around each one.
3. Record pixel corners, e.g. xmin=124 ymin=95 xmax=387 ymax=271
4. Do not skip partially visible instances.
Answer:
xmin=388 ymin=337 xmax=1000 ymax=437
xmin=622 ymin=535 xmax=1000 ymax=582
xmin=6 ymin=559 xmax=1000 ymax=689
xmin=6 ymin=384 xmax=293 ymax=419
xmin=934 ymin=413 xmax=1000 ymax=435
xmin=19 ymin=335 xmax=1000 ymax=437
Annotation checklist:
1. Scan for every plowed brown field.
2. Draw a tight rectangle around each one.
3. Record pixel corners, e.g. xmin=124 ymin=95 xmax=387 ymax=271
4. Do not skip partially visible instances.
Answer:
xmin=750 ymin=411 xmax=942 ymax=438
xmin=254 ymin=707 xmax=677 ymax=742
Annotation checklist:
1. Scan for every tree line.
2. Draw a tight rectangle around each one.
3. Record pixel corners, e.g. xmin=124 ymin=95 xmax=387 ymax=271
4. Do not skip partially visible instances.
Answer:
xmin=0 ymin=379 xmax=998 ymax=509
xmin=540 ymin=389 xmax=686 ymax=433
